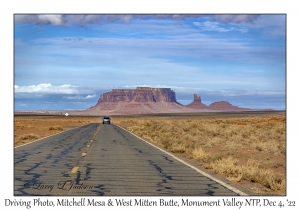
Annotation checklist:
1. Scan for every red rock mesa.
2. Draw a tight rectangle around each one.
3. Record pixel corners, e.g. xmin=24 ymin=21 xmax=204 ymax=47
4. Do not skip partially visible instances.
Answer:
xmin=86 ymin=87 xmax=192 ymax=115
xmin=84 ymin=87 xmax=251 ymax=115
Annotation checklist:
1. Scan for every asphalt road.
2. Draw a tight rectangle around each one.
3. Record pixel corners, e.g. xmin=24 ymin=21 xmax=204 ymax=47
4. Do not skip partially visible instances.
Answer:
xmin=14 ymin=123 xmax=247 ymax=196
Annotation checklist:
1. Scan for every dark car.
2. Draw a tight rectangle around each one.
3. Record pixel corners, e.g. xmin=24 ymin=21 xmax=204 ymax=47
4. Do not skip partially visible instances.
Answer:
xmin=102 ymin=116 xmax=110 ymax=124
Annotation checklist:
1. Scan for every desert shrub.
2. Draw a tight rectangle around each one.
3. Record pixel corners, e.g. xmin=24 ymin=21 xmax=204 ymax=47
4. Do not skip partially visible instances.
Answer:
xmin=49 ymin=126 xmax=63 ymax=131
xmin=189 ymin=146 xmax=222 ymax=164
xmin=18 ymin=134 xmax=39 ymax=141
xmin=209 ymin=158 xmax=285 ymax=191
xmin=170 ymin=143 xmax=187 ymax=153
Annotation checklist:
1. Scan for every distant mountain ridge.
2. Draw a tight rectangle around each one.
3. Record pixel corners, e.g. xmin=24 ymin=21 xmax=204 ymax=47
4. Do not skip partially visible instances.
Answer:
xmin=84 ymin=87 xmax=253 ymax=115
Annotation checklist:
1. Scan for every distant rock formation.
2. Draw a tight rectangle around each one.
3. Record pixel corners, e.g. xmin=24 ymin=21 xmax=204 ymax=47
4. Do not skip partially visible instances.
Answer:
xmin=86 ymin=87 xmax=192 ymax=115
xmin=186 ymin=94 xmax=251 ymax=111
xmin=84 ymin=87 xmax=253 ymax=115
xmin=186 ymin=94 xmax=208 ymax=109
xmin=207 ymin=101 xmax=250 ymax=111
xmin=97 ymin=87 xmax=179 ymax=103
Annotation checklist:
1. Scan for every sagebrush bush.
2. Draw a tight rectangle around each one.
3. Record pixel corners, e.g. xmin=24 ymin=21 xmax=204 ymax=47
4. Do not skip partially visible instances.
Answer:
xmin=18 ymin=134 xmax=39 ymax=141
xmin=49 ymin=126 xmax=63 ymax=131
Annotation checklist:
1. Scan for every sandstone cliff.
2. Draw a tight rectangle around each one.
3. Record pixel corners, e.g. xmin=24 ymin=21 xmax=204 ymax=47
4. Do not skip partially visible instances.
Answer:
xmin=97 ymin=87 xmax=178 ymax=103
xmin=86 ymin=87 xmax=192 ymax=115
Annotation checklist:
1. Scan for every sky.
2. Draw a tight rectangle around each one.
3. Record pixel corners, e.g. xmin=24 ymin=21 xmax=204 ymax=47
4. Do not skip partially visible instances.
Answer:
xmin=14 ymin=14 xmax=286 ymax=110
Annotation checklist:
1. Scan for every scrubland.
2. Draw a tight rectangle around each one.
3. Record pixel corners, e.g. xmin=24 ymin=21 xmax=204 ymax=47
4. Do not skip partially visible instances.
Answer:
xmin=14 ymin=112 xmax=286 ymax=195
xmin=112 ymin=112 xmax=286 ymax=195
xmin=14 ymin=116 xmax=100 ymax=146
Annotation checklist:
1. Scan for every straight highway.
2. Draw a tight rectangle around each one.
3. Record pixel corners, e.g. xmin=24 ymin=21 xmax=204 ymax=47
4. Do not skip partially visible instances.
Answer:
xmin=14 ymin=123 xmax=248 ymax=196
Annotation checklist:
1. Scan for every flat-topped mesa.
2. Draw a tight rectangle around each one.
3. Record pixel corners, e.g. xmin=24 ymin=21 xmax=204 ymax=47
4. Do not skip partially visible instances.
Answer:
xmin=97 ymin=87 xmax=178 ymax=103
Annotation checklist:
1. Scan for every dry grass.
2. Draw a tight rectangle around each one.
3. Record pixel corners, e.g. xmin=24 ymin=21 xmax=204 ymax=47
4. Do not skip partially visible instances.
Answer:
xmin=17 ymin=133 xmax=40 ymax=145
xmin=113 ymin=112 xmax=286 ymax=195
xmin=207 ymin=158 xmax=285 ymax=191
xmin=14 ymin=116 xmax=101 ymax=146
xmin=18 ymin=134 xmax=39 ymax=141
xmin=49 ymin=126 xmax=63 ymax=131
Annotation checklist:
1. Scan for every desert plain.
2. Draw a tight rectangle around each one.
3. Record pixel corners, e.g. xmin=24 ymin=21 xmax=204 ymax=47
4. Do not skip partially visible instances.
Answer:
xmin=14 ymin=111 xmax=286 ymax=196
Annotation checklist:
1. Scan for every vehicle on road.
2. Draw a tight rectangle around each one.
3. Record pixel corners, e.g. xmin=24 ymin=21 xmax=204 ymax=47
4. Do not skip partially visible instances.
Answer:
xmin=102 ymin=116 xmax=111 ymax=124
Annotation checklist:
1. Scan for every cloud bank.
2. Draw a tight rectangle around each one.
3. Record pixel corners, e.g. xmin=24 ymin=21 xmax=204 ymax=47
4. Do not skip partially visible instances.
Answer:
xmin=14 ymin=83 xmax=284 ymax=98
xmin=14 ymin=14 xmax=261 ymax=26
xmin=14 ymin=83 xmax=79 ymax=94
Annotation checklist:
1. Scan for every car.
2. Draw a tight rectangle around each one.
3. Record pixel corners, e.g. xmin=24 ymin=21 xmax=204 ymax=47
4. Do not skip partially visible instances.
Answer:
xmin=102 ymin=116 xmax=110 ymax=124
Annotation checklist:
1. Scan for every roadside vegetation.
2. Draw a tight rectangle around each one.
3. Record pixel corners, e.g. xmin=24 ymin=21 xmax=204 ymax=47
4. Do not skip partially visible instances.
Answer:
xmin=49 ymin=126 xmax=64 ymax=131
xmin=18 ymin=134 xmax=39 ymax=144
xmin=14 ymin=116 xmax=101 ymax=147
xmin=113 ymin=112 xmax=286 ymax=195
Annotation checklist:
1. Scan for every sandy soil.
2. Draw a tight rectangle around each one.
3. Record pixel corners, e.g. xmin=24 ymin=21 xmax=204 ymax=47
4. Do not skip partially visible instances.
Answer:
xmin=14 ymin=115 xmax=102 ymax=147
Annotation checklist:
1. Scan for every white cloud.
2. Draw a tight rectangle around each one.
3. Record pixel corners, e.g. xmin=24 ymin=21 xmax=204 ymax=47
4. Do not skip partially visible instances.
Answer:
xmin=194 ymin=21 xmax=231 ymax=32
xmin=38 ymin=15 xmax=63 ymax=26
xmin=14 ymin=83 xmax=79 ymax=94
xmin=14 ymin=15 xmax=261 ymax=27
xmin=85 ymin=94 xmax=96 ymax=99
xmin=15 ymin=15 xmax=64 ymax=26
xmin=64 ymin=95 xmax=83 ymax=99
xmin=194 ymin=21 xmax=250 ymax=34
xmin=65 ymin=94 xmax=97 ymax=100
xmin=14 ymin=84 xmax=109 ymax=100
xmin=211 ymin=15 xmax=260 ymax=24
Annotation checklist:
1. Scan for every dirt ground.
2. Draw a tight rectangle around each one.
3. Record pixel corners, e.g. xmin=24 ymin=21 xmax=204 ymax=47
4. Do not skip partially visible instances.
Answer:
xmin=14 ymin=115 xmax=102 ymax=147
xmin=14 ymin=111 xmax=286 ymax=196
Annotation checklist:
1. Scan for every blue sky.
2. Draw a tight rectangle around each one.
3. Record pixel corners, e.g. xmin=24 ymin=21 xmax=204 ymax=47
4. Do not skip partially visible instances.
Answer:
xmin=14 ymin=14 xmax=286 ymax=110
